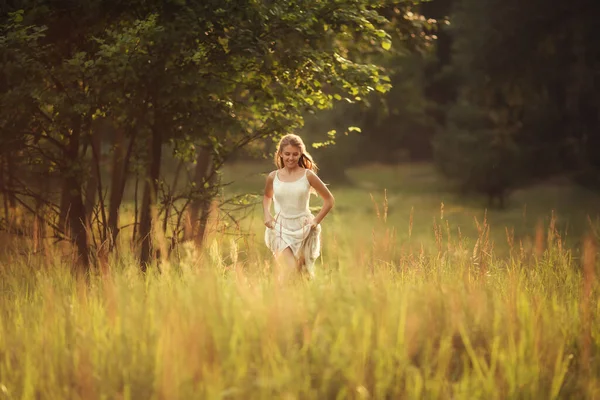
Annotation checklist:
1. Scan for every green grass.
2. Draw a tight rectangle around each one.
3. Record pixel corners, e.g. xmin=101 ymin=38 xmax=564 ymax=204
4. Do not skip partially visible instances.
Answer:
xmin=0 ymin=162 xmax=598 ymax=399
xmin=222 ymin=161 xmax=600 ymax=257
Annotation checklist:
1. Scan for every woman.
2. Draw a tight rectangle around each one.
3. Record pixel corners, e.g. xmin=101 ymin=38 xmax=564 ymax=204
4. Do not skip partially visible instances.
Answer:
xmin=263 ymin=134 xmax=335 ymax=279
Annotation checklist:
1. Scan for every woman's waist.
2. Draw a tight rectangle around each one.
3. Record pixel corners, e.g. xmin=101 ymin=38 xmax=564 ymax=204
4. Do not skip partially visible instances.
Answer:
xmin=274 ymin=209 xmax=312 ymax=220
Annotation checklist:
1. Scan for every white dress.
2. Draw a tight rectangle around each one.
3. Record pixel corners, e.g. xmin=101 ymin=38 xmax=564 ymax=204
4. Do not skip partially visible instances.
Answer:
xmin=264 ymin=169 xmax=321 ymax=277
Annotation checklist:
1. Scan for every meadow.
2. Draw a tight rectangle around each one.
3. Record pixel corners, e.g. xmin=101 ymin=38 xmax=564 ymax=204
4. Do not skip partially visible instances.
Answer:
xmin=0 ymin=162 xmax=598 ymax=399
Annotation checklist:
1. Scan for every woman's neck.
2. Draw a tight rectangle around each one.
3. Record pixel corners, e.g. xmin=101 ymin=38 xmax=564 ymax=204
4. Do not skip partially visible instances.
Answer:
xmin=283 ymin=165 xmax=301 ymax=174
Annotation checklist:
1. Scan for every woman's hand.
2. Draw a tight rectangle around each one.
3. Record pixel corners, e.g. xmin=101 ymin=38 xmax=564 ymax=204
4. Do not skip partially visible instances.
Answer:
xmin=264 ymin=218 xmax=276 ymax=229
xmin=304 ymin=218 xmax=319 ymax=231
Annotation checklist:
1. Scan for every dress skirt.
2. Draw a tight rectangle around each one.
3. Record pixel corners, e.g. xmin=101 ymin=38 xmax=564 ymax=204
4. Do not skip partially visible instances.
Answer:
xmin=264 ymin=212 xmax=321 ymax=277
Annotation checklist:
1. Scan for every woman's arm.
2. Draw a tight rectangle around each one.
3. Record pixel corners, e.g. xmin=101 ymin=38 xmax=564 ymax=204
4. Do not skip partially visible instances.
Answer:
xmin=307 ymin=170 xmax=335 ymax=226
xmin=263 ymin=171 xmax=276 ymax=228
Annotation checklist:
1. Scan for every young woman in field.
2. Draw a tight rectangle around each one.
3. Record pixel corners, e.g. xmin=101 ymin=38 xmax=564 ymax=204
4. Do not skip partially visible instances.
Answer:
xmin=263 ymin=134 xmax=335 ymax=279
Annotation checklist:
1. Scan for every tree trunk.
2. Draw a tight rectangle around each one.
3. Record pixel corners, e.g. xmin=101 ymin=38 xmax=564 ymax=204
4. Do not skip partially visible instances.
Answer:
xmin=58 ymin=180 xmax=70 ymax=233
xmin=196 ymin=170 xmax=217 ymax=247
xmin=139 ymin=126 xmax=162 ymax=271
xmin=84 ymin=127 xmax=103 ymax=240
xmin=183 ymin=145 xmax=213 ymax=245
xmin=107 ymin=128 xmax=135 ymax=247
xmin=132 ymin=170 xmax=139 ymax=243
xmin=162 ymin=159 xmax=184 ymax=235
xmin=61 ymin=125 xmax=90 ymax=272
xmin=0 ymin=153 xmax=17 ymax=231
xmin=4 ymin=154 xmax=16 ymax=210
xmin=1 ymin=155 xmax=8 ymax=225
xmin=32 ymin=185 xmax=47 ymax=254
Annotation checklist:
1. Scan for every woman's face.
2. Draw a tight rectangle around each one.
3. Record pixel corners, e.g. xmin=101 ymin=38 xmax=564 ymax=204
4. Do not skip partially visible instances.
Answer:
xmin=281 ymin=145 xmax=302 ymax=168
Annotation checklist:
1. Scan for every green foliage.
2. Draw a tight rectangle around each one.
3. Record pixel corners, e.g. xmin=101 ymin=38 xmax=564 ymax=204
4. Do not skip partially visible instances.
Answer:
xmin=297 ymin=4 xmax=441 ymax=175
xmin=433 ymin=101 xmax=522 ymax=208
xmin=0 ymin=0 xmax=432 ymax=267
xmin=434 ymin=0 xmax=600 ymax=198
xmin=0 ymin=13 xmax=46 ymax=151
xmin=357 ymin=52 xmax=437 ymax=163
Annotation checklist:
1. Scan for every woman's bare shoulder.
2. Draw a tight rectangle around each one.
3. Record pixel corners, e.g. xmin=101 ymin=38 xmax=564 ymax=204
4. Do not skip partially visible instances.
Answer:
xmin=306 ymin=169 xmax=320 ymax=181
xmin=266 ymin=170 xmax=278 ymax=180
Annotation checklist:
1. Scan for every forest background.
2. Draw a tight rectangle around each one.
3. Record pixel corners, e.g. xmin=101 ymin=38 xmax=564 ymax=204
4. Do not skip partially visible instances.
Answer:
xmin=1 ymin=0 xmax=599 ymax=270
xmin=1 ymin=1 xmax=600 ymax=398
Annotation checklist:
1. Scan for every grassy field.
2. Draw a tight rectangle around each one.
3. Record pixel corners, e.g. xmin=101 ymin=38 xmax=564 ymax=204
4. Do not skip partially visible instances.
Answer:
xmin=0 ymin=162 xmax=598 ymax=399
xmin=222 ymin=161 xmax=600 ymax=258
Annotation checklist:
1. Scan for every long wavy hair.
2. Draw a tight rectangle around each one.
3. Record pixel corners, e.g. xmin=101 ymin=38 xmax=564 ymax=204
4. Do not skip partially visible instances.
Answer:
xmin=274 ymin=134 xmax=318 ymax=173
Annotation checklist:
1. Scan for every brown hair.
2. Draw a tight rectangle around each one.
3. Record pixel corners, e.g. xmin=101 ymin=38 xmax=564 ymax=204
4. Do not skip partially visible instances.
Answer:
xmin=274 ymin=134 xmax=318 ymax=173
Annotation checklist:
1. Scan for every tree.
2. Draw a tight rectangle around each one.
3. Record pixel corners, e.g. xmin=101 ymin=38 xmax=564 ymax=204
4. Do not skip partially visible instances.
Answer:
xmin=433 ymin=100 xmax=522 ymax=208
xmin=295 ymin=3 xmax=440 ymax=182
xmin=433 ymin=0 xmax=600 ymax=201
xmin=1 ymin=1 xmax=432 ymax=272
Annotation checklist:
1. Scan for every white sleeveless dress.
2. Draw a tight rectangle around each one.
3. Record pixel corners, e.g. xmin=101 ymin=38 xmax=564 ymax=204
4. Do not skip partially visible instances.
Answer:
xmin=264 ymin=169 xmax=321 ymax=277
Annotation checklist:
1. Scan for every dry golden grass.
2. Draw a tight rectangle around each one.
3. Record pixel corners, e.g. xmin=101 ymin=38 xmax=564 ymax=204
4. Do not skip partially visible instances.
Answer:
xmin=0 ymin=206 xmax=598 ymax=399
xmin=0 ymin=162 xmax=598 ymax=399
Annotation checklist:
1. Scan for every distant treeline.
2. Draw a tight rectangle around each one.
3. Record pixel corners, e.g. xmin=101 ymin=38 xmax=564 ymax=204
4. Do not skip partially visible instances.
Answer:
xmin=292 ymin=0 xmax=600 ymax=207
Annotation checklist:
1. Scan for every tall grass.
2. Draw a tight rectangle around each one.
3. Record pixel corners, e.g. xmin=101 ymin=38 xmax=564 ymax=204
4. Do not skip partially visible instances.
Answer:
xmin=0 ymin=208 xmax=598 ymax=399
